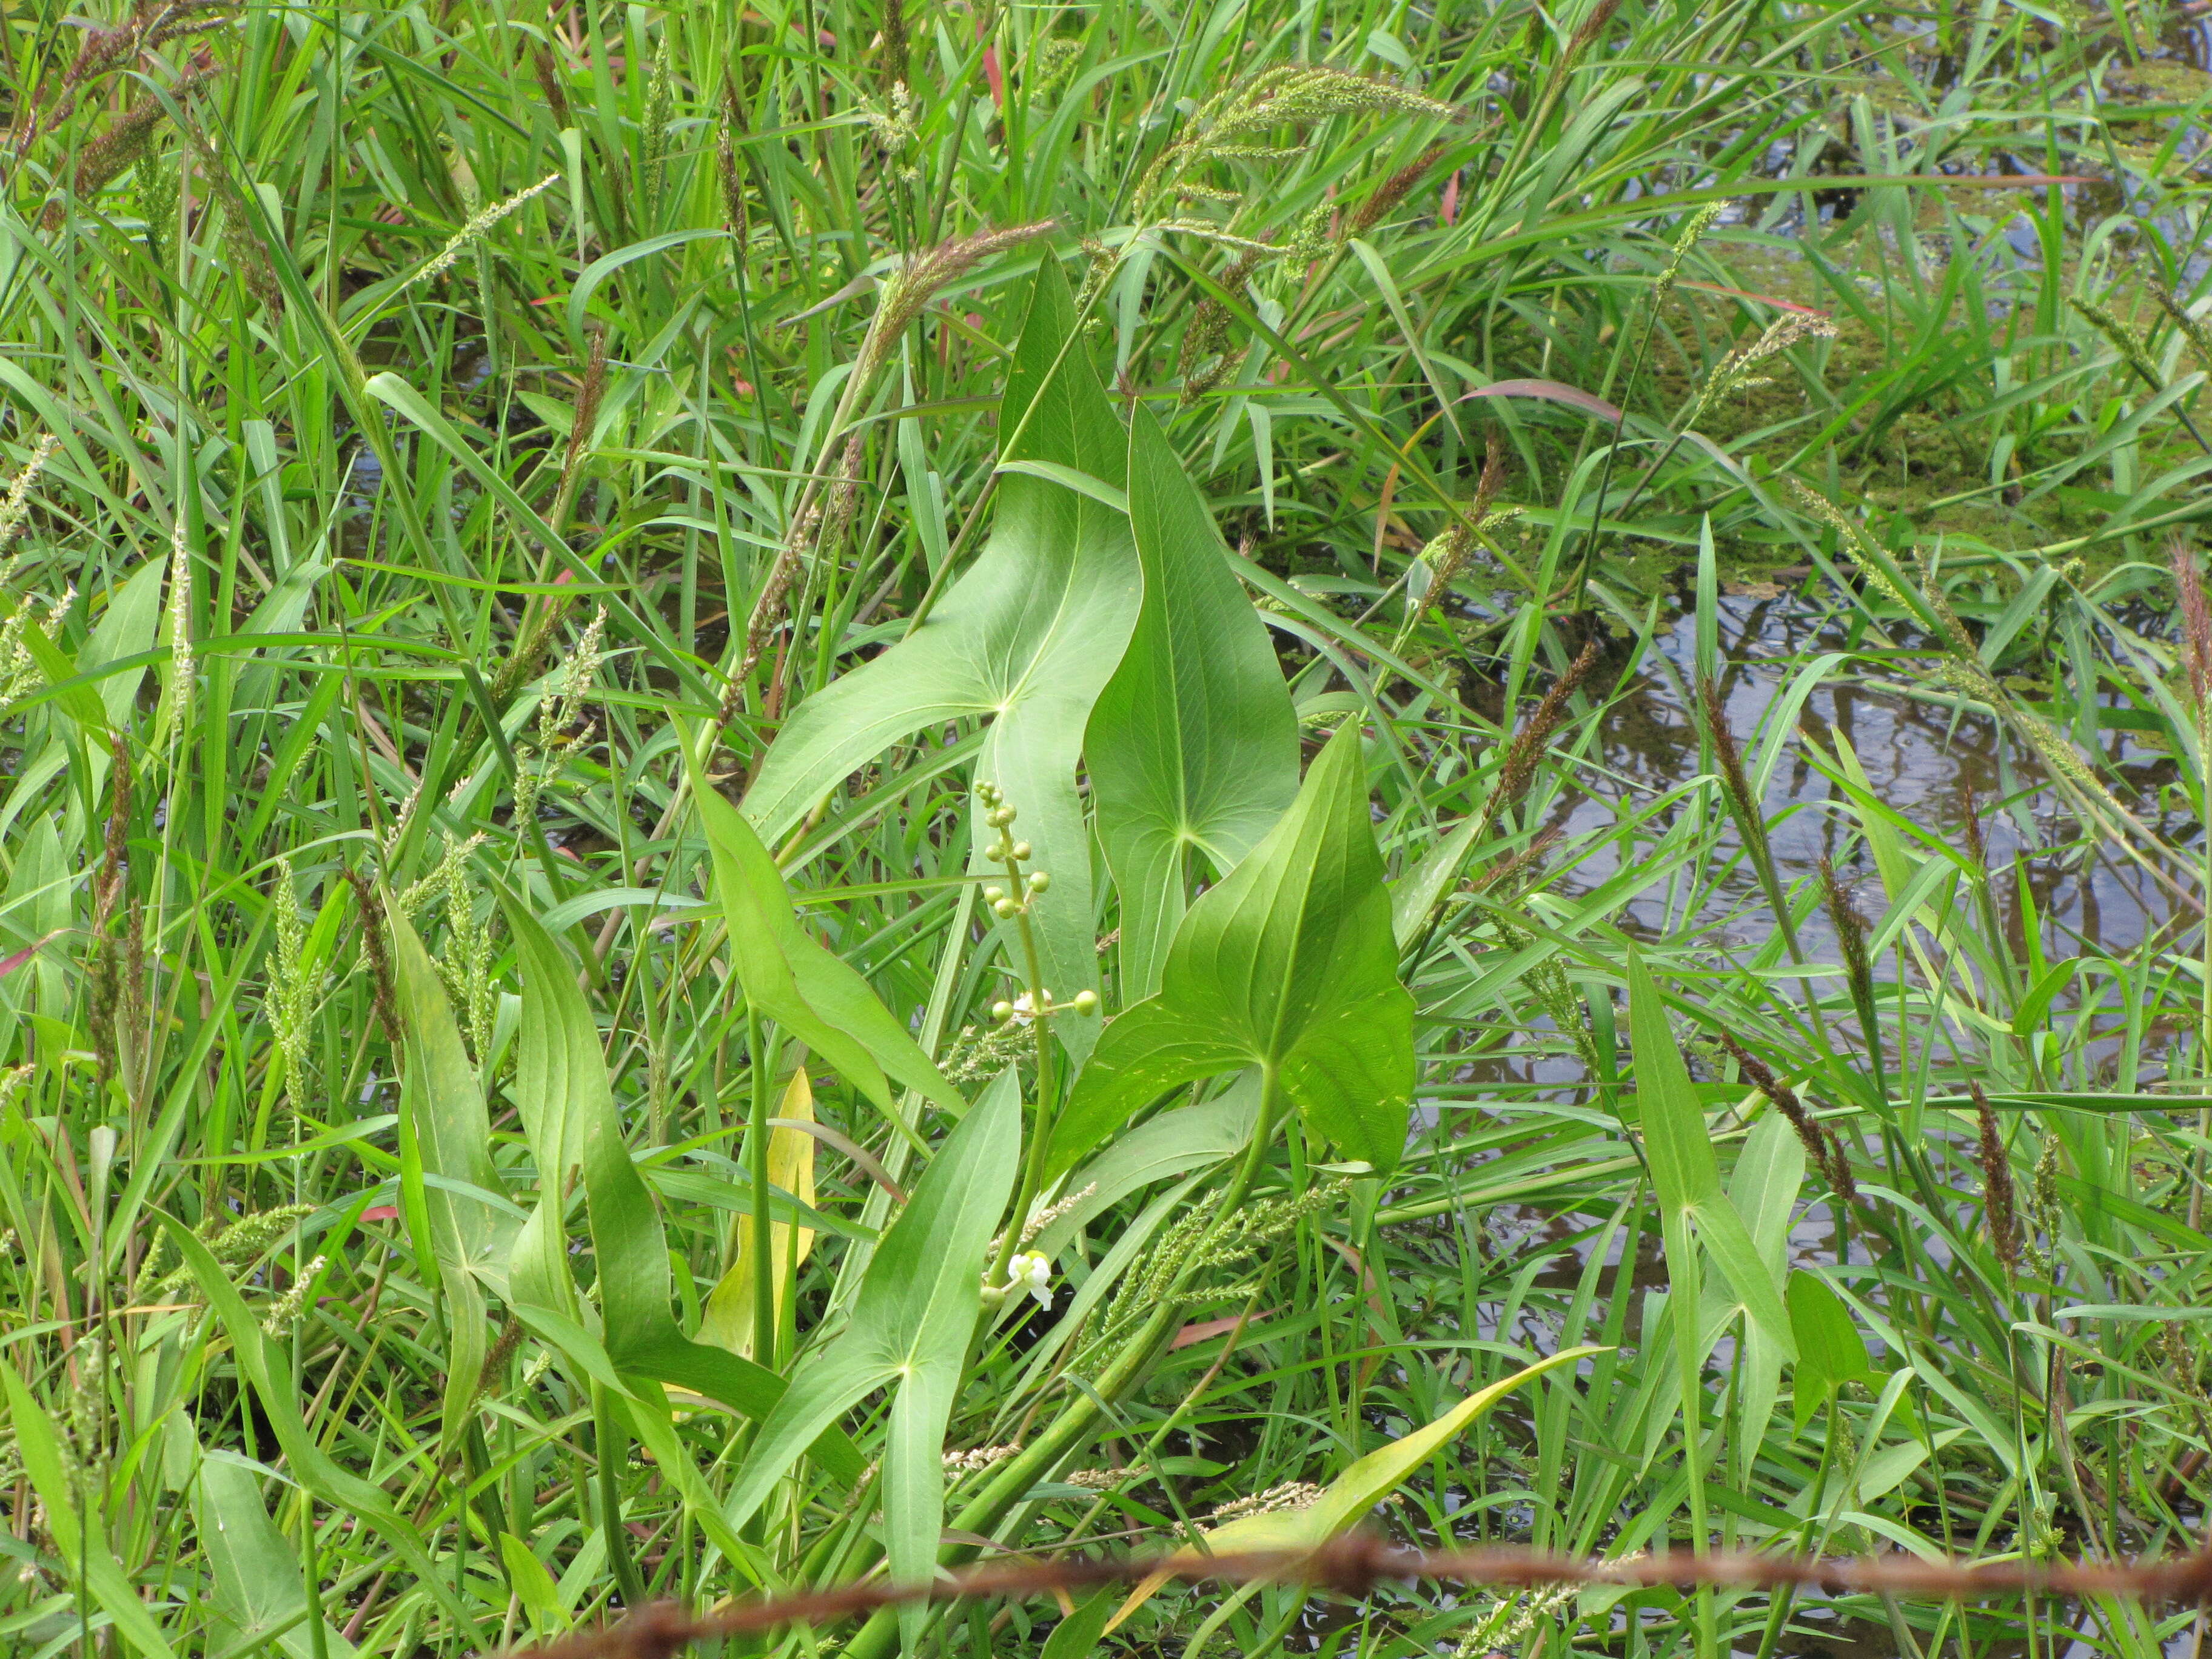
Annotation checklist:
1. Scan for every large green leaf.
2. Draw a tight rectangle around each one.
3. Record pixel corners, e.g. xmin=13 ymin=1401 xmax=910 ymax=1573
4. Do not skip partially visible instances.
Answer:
xmin=683 ymin=727 xmax=962 ymax=1116
xmin=1049 ymin=722 xmax=1413 ymax=1177
xmin=1624 ymin=953 xmax=1795 ymax=1360
xmin=1087 ymin=403 xmax=1298 ymax=999
xmin=499 ymin=900 xmax=862 ymax=1477
xmin=1031 ymin=1077 xmax=1262 ymax=1258
xmin=193 ymin=1450 xmax=360 ymax=1659
xmin=720 ymin=1071 xmax=1020 ymax=1604
xmin=742 ymin=265 xmax=1140 ymax=1054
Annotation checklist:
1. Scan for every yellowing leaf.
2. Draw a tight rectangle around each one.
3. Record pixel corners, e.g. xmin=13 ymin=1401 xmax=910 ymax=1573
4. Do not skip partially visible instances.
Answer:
xmin=1105 ymin=1344 xmax=1605 ymax=1630
xmin=703 ymin=1068 xmax=820 ymax=1356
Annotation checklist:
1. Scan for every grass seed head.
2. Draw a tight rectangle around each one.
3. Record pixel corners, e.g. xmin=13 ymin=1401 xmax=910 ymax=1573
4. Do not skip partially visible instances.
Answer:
xmin=1204 ymin=66 xmax=1463 ymax=148
xmin=270 ymin=859 xmax=316 ymax=1102
xmin=1817 ymin=856 xmax=1872 ymax=997
xmin=859 ymin=221 xmax=1059 ymax=381
xmin=261 ymin=1256 xmax=325 ymax=1336
xmin=943 ymin=1443 xmax=1021 ymax=1475
xmin=2070 ymin=294 xmax=2165 ymax=390
xmin=2154 ymin=284 xmax=2212 ymax=375
xmin=162 ymin=517 xmax=194 ymax=726
xmin=532 ymin=42 xmax=573 ymax=129
xmin=344 ymin=867 xmax=403 ymax=1048
xmin=879 ymin=0 xmax=910 ymax=92
xmin=1696 ymin=672 xmax=1758 ymax=830
xmin=2173 ymin=538 xmax=2212 ymax=714
xmin=1651 ymin=201 xmax=1725 ymax=313
xmin=1717 ymin=1028 xmax=1855 ymax=1204
xmin=414 ymin=173 xmax=560 ymax=286
xmin=0 ymin=589 xmax=66 ymax=720
xmin=1566 ymin=0 xmax=1627 ymax=55
xmin=1349 ymin=142 xmax=1449 ymax=235
xmin=1208 ymin=1480 xmax=1321 ymax=1521
xmin=1959 ymin=780 xmax=1988 ymax=870
xmin=1027 ymin=38 xmax=1083 ymax=104
xmin=2028 ymin=1133 xmax=2063 ymax=1278
xmin=0 ymin=434 xmax=59 ymax=567
xmin=1686 ymin=312 xmax=1837 ymax=426
xmin=1969 ymin=1081 xmax=2022 ymax=1273
xmin=1062 ymin=1467 xmax=1131 ymax=1490
xmin=1492 ymin=640 xmax=1603 ymax=816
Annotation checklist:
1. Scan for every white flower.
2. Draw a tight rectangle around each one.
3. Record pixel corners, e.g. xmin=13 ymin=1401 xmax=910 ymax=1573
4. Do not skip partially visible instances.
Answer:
xmin=1006 ymin=1252 xmax=1053 ymax=1307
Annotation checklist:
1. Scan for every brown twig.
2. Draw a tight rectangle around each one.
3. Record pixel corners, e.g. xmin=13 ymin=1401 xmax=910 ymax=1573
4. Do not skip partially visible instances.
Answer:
xmin=498 ymin=1533 xmax=2212 ymax=1659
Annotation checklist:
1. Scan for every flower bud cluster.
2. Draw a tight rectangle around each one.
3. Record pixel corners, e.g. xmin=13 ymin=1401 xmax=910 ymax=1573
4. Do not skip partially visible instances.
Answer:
xmin=974 ymin=782 xmax=1042 ymax=908
xmin=974 ymin=781 xmax=1100 ymax=1024
xmin=988 ymin=987 xmax=1098 ymax=1025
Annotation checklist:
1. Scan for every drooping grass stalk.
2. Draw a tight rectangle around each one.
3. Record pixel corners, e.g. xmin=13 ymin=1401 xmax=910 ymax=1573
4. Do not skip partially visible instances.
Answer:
xmin=1697 ymin=672 xmax=1800 ymax=961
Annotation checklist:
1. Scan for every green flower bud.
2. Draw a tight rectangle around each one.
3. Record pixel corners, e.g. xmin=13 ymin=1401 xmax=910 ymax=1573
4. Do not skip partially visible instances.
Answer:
xmin=1071 ymin=989 xmax=1099 ymax=1016
xmin=1027 ymin=871 xmax=1050 ymax=893
xmin=1011 ymin=841 xmax=1031 ymax=861
xmin=993 ymin=897 xmax=1019 ymax=919
xmin=991 ymin=1000 xmax=1016 ymax=1023
xmin=984 ymin=886 xmax=1006 ymax=903
xmin=987 ymin=807 xmax=1013 ymax=828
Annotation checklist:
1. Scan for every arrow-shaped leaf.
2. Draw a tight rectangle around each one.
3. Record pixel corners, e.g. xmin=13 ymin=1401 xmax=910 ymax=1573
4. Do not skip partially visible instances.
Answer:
xmin=1051 ymin=721 xmax=1413 ymax=1177
xmin=193 ymin=1450 xmax=360 ymax=1659
xmin=1088 ymin=403 xmax=1299 ymax=999
xmin=741 ymin=264 xmax=1141 ymax=1054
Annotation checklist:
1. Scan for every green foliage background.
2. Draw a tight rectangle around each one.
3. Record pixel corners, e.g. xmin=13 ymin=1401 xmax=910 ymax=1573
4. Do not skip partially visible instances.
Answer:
xmin=4 ymin=0 xmax=2212 ymax=1655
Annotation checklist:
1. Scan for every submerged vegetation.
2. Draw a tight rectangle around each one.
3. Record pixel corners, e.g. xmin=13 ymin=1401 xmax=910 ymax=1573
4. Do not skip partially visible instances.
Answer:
xmin=7 ymin=0 xmax=2212 ymax=1656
